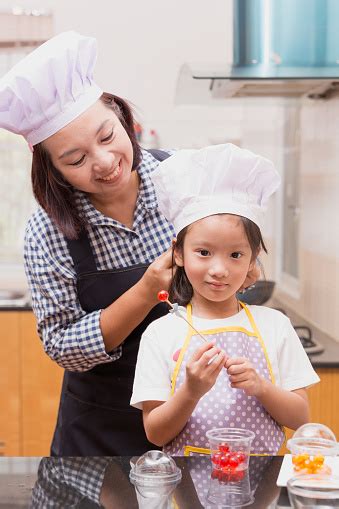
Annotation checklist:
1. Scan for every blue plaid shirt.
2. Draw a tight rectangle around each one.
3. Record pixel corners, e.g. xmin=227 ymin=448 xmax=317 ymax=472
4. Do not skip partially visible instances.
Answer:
xmin=24 ymin=150 xmax=175 ymax=372
xmin=30 ymin=457 xmax=109 ymax=507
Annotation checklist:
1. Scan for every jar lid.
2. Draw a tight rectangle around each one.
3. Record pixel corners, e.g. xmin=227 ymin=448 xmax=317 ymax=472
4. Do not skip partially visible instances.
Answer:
xmin=293 ymin=423 xmax=337 ymax=442
xmin=129 ymin=450 xmax=182 ymax=487
xmin=287 ymin=423 xmax=339 ymax=456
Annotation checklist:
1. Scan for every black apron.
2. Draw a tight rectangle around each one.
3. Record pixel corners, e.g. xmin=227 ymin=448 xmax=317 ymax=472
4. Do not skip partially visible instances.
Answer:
xmin=51 ymin=150 xmax=170 ymax=456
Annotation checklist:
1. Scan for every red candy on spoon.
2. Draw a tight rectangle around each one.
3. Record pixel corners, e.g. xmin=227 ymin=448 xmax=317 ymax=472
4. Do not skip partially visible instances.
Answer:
xmin=157 ymin=290 xmax=169 ymax=302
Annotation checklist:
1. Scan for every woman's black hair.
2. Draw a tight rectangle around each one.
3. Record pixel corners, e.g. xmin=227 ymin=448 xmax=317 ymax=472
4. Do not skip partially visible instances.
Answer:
xmin=168 ymin=215 xmax=267 ymax=306
xmin=31 ymin=92 xmax=142 ymax=239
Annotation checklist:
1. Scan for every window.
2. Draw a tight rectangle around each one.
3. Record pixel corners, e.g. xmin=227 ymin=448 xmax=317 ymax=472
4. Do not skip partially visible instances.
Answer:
xmin=0 ymin=11 xmax=53 ymax=288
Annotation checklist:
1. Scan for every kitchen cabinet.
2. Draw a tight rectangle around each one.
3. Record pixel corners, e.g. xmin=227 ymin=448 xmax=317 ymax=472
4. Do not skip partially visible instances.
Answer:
xmin=307 ymin=368 xmax=339 ymax=435
xmin=20 ymin=312 xmax=63 ymax=456
xmin=0 ymin=312 xmax=21 ymax=455
xmin=0 ymin=311 xmax=63 ymax=456
xmin=280 ymin=368 xmax=339 ymax=454
xmin=1 ymin=311 xmax=339 ymax=456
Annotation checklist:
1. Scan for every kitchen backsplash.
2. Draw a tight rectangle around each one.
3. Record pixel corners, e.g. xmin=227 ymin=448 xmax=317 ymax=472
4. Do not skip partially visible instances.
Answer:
xmin=241 ymin=95 xmax=339 ymax=340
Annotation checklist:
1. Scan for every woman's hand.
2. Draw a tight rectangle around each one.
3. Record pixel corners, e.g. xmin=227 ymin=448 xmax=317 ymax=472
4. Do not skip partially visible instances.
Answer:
xmin=142 ymin=245 xmax=175 ymax=305
xmin=239 ymin=261 xmax=260 ymax=292
xmin=225 ymin=357 xmax=264 ymax=397
xmin=184 ymin=342 xmax=226 ymax=400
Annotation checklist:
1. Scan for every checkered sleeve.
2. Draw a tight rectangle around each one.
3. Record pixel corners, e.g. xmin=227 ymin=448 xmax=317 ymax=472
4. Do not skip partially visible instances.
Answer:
xmin=24 ymin=217 xmax=121 ymax=372
xmin=23 ymin=150 xmax=175 ymax=373
xmin=30 ymin=457 xmax=109 ymax=507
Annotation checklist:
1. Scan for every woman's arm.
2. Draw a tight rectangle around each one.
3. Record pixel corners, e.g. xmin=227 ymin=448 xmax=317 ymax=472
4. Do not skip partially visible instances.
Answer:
xmin=100 ymin=247 xmax=174 ymax=352
xmin=143 ymin=343 xmax=225 ymax=446
xmin=24 ymin=223 xmax=173 ymax=371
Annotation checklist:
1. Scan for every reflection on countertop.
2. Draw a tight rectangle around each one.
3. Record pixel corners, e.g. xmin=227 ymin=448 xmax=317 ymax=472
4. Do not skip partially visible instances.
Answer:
xmin=0 ymin=455 xmax=285 ymax=508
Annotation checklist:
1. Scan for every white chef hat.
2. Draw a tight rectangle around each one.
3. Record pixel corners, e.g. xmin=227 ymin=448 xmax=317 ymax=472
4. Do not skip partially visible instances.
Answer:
xmin=0 ymin=31 xmax=103 ymax=146
xmin=151 ymin=143 xmax=280 ymax=233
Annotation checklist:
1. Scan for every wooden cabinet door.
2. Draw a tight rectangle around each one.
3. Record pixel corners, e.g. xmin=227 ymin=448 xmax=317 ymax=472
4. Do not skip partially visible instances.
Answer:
xmin=19 ymin=312 xmax=63 ymax=456
xmin=279 ymin=368 xmax=339 ymax=454
xmin=0 ymin=312 xmax=21 ymax=455
xmin=307 ymin=368 xmax=339 ymax=438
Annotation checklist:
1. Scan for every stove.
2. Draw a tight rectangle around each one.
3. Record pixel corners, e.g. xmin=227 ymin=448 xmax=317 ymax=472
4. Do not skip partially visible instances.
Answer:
xmin=274 ymin=307 xmax=324 ymax=355
xmin=294 ymin=325 xmax=324 ymax=355
xmin=239 ymin=284 xmax=325 ymax=356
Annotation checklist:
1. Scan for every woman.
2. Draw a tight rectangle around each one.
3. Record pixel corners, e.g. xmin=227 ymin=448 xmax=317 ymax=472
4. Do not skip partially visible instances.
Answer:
xmin=0 ymin=31 xmax=257 ymax=455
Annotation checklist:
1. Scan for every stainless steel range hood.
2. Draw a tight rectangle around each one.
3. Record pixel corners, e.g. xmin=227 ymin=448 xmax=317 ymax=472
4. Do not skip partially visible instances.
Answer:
xmin=177 ymin=0 xmax=339 ymax=101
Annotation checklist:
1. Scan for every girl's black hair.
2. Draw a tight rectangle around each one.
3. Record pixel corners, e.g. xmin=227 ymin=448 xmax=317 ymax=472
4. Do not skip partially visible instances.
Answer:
xmin=31 ymin=92 xmax=142 ymax=239
xmin=168 ymin=215 xmax=267 ymax=306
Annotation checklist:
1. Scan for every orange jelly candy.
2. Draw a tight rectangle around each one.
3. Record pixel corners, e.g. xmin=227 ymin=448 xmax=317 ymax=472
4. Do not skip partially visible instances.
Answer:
xmin=292 ymin=453 xmax=326 ymax=474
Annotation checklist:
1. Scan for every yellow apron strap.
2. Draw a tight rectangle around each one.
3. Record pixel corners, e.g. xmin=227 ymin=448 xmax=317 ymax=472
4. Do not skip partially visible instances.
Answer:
xmin=170 ymin=304 xmax=194 ymax=395
xmin=184 ymin=445 xmax=211 ymax=456
xmin=183 ymin=445 xmax=273 ymax=457
xmin=241 ymin=301 xmax=286 ymax=438
xmin=172 ymin=497 xmax=180 ymax=509
xmin=186 ymin=302 xmax=195 ymax=330
xmin=239 ymin=301 xmax=276 ymax=385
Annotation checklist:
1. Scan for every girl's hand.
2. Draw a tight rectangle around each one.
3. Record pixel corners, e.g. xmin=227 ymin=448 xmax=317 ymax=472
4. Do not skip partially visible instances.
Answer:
xmin=184 ymin=342 xmax=226 ymax=400
xmin=225 ymin=357 xmax=264 ymax=397
xmin=142 ymin=245 xmax=175 ymax=304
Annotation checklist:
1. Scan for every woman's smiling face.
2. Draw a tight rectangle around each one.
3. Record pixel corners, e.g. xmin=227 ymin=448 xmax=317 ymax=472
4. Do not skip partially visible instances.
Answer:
xmin=43 ymin=99 xmax=134 ymax=199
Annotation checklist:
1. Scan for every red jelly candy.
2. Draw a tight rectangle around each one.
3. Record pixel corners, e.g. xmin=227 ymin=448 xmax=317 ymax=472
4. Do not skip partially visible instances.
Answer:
xmin=219 ymin=442 xmax=230 ymax=453
xmin=211 ymin=452 xmax=222 ymax=466
xmin=229 ymin=469 xmax=245 ymax=482
xmin=211 ymin=468 xmax=220 ymax=480
xmin=157 ymin=290 xmax=169 ymax=302
xmin=228 ymin=455 xmax=240 ymax=468
xmin=220 ymin=453 xmax=231 ymax=468
xmin=236 ymin=452 xmax=246 ymax=464
xmin=219 ymin=471 xmax=230 ymax=483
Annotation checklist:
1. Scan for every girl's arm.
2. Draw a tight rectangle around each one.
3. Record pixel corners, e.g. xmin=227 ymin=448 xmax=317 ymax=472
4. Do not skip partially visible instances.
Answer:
xmin=225 ymin=357 xmax=309 ymax=429
xmin=256 ymin=382 xmax=309 ymax=430
xmin=143 ymin=342 xmax=226 ymax=446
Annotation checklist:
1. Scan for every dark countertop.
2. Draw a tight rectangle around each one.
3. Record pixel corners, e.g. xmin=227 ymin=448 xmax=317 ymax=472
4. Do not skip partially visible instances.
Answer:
xmin=307 ymin=333 xmax=339 ymax=368
xmin=0 ymin=455 xmax=294 ymax=508
xmin=0 ymin=305 xmax=32 ymax=311
xmin=271 ymin=298 xmax=339 ymax=368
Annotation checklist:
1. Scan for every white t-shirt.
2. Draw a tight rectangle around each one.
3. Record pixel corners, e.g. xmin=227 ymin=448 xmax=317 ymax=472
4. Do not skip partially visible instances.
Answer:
xmin=131 ymin=305 xmax=320 ymax=409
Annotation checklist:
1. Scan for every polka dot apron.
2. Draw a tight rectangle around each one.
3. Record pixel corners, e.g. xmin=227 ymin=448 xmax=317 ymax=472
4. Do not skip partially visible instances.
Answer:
xmin=163 ymin=302 xmax=285 ymax=457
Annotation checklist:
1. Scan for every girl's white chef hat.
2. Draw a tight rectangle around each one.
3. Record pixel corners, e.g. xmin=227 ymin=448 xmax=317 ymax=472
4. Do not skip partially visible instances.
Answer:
xmin=151 ymin=143 xmax=281 ymax=234
xmin=0 ymin=31 xmax=102 ymax=146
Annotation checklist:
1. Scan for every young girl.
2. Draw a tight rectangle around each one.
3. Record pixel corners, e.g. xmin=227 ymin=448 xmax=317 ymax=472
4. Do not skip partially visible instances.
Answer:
xmin=131 ymin=143 xmax=319 ymax=456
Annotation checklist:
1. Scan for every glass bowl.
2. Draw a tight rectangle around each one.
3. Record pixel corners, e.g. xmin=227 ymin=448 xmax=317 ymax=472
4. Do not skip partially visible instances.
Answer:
xmin=287 ymin=474 xmax=339 ymax=508
xmin=206 ymin=428 xmax=255 ymax=472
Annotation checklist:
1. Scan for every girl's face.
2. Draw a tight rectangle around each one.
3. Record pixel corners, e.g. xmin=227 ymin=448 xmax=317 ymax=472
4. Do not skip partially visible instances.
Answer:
xmin=174 ymin=214 xmax=255 ymax=314
xmin=43 ymin=99 xmax=134 ymax=199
